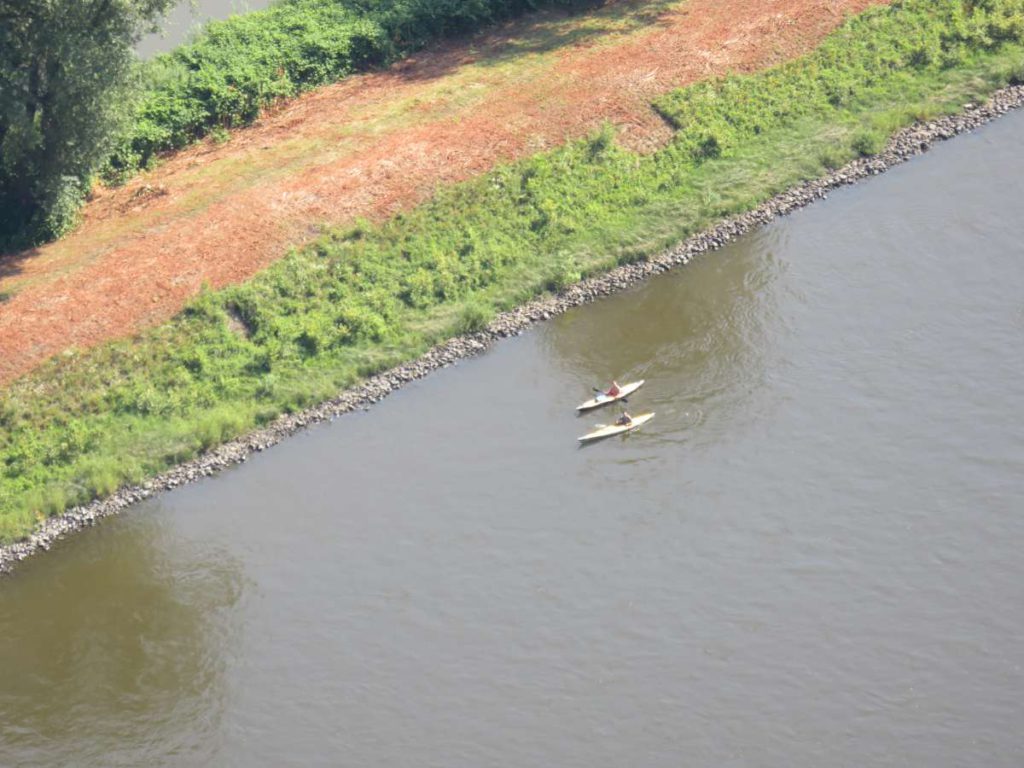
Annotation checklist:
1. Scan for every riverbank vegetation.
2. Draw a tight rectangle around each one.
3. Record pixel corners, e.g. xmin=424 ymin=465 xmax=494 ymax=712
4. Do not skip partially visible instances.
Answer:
xmin=0 ymin=0 xmax=174 ymax=248
xmin=106 ymin=0 xmax=594 ymax=181
xmin=2 ymin=0 xmax=1023 ymax=541
xmin=1 ymin=0 xmax=586 ymax=249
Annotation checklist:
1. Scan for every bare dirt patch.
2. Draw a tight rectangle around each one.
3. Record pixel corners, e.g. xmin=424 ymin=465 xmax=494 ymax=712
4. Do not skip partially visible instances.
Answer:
xmin=0 ymin=0 xmax=886 ymax=386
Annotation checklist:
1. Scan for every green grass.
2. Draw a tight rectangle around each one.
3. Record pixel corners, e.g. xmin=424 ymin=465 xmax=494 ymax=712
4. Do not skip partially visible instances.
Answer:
xmin=105 ymin=0 xmax=592 ymax=181
xmin=2 ymin=0 xmax=1024 ymax=542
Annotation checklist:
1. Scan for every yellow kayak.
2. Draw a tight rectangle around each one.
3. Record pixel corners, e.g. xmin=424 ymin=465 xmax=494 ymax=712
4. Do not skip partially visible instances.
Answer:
xmin=575 ymin=380 xmax=645 ymax=412
xmin=577 ymin=412 xmax=655 ymax=443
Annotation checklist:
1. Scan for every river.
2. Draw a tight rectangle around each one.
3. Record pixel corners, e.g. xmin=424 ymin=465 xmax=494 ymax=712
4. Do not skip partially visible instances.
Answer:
xmin=137 ymin=0 xmax=272 ymax=58
xmin=2 ymin=110 xmax=1023 ymax=765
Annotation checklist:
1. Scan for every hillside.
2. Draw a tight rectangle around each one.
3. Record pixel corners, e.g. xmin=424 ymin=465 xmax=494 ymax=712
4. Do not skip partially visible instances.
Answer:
xmin=0 ymin=0 xmax=882 ymax=385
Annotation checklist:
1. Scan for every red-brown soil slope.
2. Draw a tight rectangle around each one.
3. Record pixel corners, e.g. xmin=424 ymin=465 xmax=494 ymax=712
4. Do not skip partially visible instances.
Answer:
xmin=0 ymin=0 xmax=885 ymax=385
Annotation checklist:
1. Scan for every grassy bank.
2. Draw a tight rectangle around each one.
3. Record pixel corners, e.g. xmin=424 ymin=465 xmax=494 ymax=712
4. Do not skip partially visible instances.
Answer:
xmin=2 ymin=0 xmax=1023 ymax=541
xmin=106 ymin=0 xmax=587 ymax=181
xmin=2 ymin=0 xmax=586 ymax=249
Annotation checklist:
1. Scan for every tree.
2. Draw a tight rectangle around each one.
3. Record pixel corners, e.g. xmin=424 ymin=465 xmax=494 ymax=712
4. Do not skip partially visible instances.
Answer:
xmin=0 ymin=0 xmax=173 ymax=248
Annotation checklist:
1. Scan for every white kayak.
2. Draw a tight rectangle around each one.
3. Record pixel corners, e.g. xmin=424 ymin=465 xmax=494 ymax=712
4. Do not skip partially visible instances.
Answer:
xmin=578 ymin=412 xmax=655 ymax=443
xmin=575 ymin=380 xmax=645 ymax=412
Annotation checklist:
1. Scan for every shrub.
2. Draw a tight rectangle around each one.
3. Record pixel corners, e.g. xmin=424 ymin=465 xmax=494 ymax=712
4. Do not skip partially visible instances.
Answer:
xmin=4 ymin=0 xmax=577 ymax=247
xmin=819 ymin=145 xmax=851 ymax=171
xmin=545 ymin=255 xmax=582 ymax=291
xmin=105 ymin=0 xmax=562 ymax=179
xmin=195 ymin=408 xmax=250 ymax=451
xmin=586 ymin=122 xmax=616 ymax=160
xmin=850 ymin=129 xmax=886 ymax=156
xmin=81 ymin=459 xmax=123 ymax=499
xmin=455 ymin=301 xmax=494 ymax=334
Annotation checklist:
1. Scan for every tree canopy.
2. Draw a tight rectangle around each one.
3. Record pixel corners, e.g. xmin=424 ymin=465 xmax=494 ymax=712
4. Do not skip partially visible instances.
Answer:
xmin=0 ymin=0 xmax=173 ymax=248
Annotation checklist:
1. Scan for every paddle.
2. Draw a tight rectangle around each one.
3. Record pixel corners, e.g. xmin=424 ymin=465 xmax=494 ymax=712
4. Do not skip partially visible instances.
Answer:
xmin=593 ymin=400 xmax=634 ymax=430
xmin=587 ymin=389 xmax=628 ymax=412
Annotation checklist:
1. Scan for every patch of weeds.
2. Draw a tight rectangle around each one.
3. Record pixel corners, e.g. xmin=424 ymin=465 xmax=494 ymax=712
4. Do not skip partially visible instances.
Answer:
xmin=545 ymin=255 xmax=582 ymax=292
xmin=850 ymin=129 xmax=887 ymax=157
xmin=819 ymin=144 xmax=852 ymax=171
xmin=209 ymin=125 xmax=231 ymax=145
xmin=454 ymin=300 xmax=495 ymax=334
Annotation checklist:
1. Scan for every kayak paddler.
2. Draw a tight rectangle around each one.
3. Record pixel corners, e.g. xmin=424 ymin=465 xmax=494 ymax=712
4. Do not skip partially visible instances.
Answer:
xmin=607 ymin=380 xmax=621 ymax=397
xmin=615 ymin=410 xmax=633 ymax=427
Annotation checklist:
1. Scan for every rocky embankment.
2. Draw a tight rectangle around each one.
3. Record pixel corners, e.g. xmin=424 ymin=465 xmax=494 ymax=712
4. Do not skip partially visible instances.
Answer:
xmin=3 ymin=83 xmax=1022 ymax=573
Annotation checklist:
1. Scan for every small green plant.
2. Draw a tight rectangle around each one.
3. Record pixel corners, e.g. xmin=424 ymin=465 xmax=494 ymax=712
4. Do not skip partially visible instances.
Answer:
xmin=850 ymin=129 xmax=886 ymax=157
xmin=545 ymin=255 xmax=582 ymax=292
xmin=81 ymin=459 xmax=123 ymax=499
xmin=195 ymin=408 xmax=251 ymax=451
xmin=1003 ymin=59 xmax=1024 ymax=84
xmin=586 ymin=122 xmax=616 ymax=160
xmin=455 ymin=301 xmax=494 ymax=334
xmin=819 ymin=144 xmax=852 ymax=171
xmin=209 ymin=125 xmax=231 ymax=145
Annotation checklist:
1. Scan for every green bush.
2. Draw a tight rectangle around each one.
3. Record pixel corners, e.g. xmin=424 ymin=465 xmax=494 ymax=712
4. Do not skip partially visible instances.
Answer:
xmin=195 ymin=408 xmax=250 ymax=451
xmin=455 ymin=301 xmax=494 ymax=334
xmin=106 ymin=0 xmax=564 ymax=178
xmin=545 ymin=255 xmax=582 ymax=292
xmin=3 ymin=0 xmax=579 ymax=245
xmin=0 ymin=0 xmax=179 ymax=249
xmin=1001 ymin=57 xmax=1024 ymax=83
xmin=850 ymin=129 xmax=886 ymax=157
xmin=819 ymin=144 xmax=852 ymax=170
xmin=80 ymin=458 xmax=123 ymax=499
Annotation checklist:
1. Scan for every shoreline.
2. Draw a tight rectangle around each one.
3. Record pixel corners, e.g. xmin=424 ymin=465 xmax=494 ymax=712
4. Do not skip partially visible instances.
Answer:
xmin=3 ymin=83 xmax=1022 ymax=575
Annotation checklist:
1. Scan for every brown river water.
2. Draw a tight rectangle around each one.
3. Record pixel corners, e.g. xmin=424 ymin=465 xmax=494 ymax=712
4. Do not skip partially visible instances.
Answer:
xmin=2 ymin=111 xmax=1023 ymax=766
